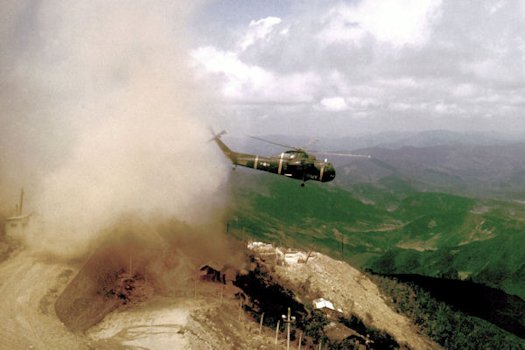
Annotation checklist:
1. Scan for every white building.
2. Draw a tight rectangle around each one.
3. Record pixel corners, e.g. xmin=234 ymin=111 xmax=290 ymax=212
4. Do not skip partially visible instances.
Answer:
xmin=313 ymin=298 xmax=335 ymax=311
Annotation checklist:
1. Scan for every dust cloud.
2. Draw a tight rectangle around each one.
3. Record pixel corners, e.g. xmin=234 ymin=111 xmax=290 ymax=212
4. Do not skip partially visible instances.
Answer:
xmin=0 ymin=1 xmax=233 ymax=259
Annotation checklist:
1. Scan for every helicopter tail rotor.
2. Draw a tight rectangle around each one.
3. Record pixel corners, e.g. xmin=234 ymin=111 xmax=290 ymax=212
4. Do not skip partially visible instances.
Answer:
xmin=208 ymin=128 xmax=227 ymax=142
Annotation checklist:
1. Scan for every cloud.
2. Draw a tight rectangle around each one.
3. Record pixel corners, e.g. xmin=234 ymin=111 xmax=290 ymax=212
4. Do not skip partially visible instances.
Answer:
xmin=191 ymin=45 xmax=320 ymax=103
xmin=318 ymin=97 xmax=349 ymax=112
xmin=317 ymin=0 xmax=442 ymax=47
xmin=191 ymin=0 xmax=525 ymax=135
xmin=239 ymin=16 xmax=282 ymax=51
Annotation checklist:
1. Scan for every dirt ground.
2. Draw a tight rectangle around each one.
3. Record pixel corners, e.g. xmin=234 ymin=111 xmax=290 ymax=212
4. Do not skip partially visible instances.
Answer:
xmin=251 ymin=245 xmax=441 ymax=350
xmin=0 ymin=243 xmax=277 ymax=349
xmin=0 ymin=230 xmax=440 ymax=350
xmin=0 ymin=249 xmax=89 ymax=349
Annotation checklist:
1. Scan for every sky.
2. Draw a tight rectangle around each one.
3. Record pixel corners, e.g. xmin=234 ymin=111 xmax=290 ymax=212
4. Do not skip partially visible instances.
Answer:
xmin=0 ymin=0 xmax=524 ymax=252
xmin=190 ymin=0 xmax=525 ymax=137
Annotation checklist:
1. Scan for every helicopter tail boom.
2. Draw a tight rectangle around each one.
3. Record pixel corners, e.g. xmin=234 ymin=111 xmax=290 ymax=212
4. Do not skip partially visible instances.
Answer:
xmin=210 ymin=130 xmax=238 ymax=163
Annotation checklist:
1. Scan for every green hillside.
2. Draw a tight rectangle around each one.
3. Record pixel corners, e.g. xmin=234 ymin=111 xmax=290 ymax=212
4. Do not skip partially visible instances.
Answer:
xmin=228 ymin=172 xmax=525 ymax=300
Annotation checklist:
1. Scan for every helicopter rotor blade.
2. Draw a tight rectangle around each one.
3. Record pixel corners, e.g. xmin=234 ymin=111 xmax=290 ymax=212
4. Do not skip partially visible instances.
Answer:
xmin=315 ymin=151 xmax=371 ymax=158
xmin=303 ymin=138 xmax=319 ymax=150
xmin=249 ymin=135 xmax=299 ymax=150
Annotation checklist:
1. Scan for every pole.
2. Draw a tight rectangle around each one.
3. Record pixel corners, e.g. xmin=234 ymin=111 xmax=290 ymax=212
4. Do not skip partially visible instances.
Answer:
xmin=275 ymin=320 xmax=280 ymax=345
xmin=238 ymin=299 xmax=243 ymax=321
xmin=286 ymin=307 xmax=291 ymax=350
xmin=259 ymin=312 xmax=265 ymax=335
xmin=305 ymin=251 xmax=313 ymax=264
xmin=282 ymin=307 xmax=296 ymax=350
xmin=297 ymin=332 xmax=302 ymax=350
xmin=341 ymin=236 xmax=344 ymax=256
xmin=19 ymin=188 xmax=24 ymax=215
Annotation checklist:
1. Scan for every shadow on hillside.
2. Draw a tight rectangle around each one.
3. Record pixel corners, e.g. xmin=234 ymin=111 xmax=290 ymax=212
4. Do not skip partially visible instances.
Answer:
xmin=390 ymin=274 xmax=525 ymax=339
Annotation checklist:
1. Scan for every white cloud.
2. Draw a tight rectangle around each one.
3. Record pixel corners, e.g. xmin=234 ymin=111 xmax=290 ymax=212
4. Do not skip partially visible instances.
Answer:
xmin=318 ymin=96 xmax=349 ymax=111
xmin=377 ymin=78 xmax=420 ymax=88
xmin=486 ymin=0 xmax=506 ymax=15
xmin=191 ymin=45 xmax=320 ymax=103
xmin=434 ymin=102 xmax=463 ymax=114
xmin=318 ymin=0 xmax=442 ymax=47
xmin=239 ymin=16 xmax=282 ymax=51
xmin=192 ymin=46 xmax=272 ymax=99
xmin=390 ymin=102 xmax=412 ymax=111
xmin=191 ymin=0 xmax=525 ymax=135
xmin=452 ymin=84 xmax=478 ymax=97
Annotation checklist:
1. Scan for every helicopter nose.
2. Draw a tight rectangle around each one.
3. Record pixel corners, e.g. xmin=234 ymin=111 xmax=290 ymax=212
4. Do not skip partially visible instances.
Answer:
xmin=322 ymin=164 xmax=336 ymax=182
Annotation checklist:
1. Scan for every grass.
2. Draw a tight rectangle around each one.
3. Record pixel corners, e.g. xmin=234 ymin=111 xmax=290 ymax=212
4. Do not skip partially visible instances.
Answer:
xmin=229 ymin=172 xmax=525 ymax=301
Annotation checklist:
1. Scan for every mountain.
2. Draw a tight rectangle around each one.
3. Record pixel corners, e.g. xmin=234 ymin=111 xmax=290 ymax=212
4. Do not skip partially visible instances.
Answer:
xmin=219 ymin=130 xmax=525 ymax=199
xmin=226 ymin=129 xmax=522 ymax=155
xmin=333 ymin=143 xmax=525 ymax=199
xmin=228 ymin=173 xmax=525 ymax=300
xmin=342 ymin=129 xmax=516 ymax=149
xmin=219 ymin=130 xmax=525 ymax=340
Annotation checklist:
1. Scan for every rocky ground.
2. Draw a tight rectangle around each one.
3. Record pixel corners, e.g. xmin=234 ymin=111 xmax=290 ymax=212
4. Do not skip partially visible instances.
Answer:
xmin=248 ymin=244 xmax=440 ymax=349
xmin=0 ymin=237 xmax=280 ymax=349
xmin=0 ymin=228 xmax=439 ymax=349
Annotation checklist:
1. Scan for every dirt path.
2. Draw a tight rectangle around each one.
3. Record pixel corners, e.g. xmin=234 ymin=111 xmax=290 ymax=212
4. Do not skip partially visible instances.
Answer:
xmin=87 ymin=298 xmax=195 ymax=348
xmin=0 ymin=250 xmax=89 ymax=349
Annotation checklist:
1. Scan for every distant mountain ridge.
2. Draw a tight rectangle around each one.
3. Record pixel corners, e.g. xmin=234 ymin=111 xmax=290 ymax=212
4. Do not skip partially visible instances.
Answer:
xmin=335 ymin=143 xmax=525 ymax=199
xmin=224 ymin=129 xmax=524 ymax=154
xmin=335 ymin=129 xmax=519 ymax=149
xmin=220 ymin=130 xmax=525 ymax=199
xmin=222 ymin=129 xmax=525 ymax=342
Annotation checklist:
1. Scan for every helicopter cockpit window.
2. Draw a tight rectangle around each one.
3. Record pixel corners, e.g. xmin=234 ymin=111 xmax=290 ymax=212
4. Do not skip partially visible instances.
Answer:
xmin=279 ymin=152 xmax=294 ymax=159
xmin=283 ymin=151 xmax=298 ymax=159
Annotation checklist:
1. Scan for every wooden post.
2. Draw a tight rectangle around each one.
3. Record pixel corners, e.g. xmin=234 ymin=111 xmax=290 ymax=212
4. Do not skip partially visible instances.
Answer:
xmin=341 ymin=236 xmax=344 ymax=256
xmin=275 ymin=320 xmax=280 ymax=345
xmin=286 ymin=307 xmax=291 ymax=350
xmin=259 ymin=312 xmax=265 ymax=335
xmin=238 ymin=299 xmax=243 ymax=321
xmin=297 ymin=332 xmax=302 ymax=350
xmin=18 ymin=188 xmax=24 ymax=215
xmin=305 ymin=251 xmax=313 ymax=264
xmin=129 ymin=255 xmax=133 ymax=277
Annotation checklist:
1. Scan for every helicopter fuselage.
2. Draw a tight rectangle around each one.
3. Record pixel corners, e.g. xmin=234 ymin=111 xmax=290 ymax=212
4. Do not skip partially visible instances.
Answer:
xmin=212 ymin=134 xmax=336 ymax=184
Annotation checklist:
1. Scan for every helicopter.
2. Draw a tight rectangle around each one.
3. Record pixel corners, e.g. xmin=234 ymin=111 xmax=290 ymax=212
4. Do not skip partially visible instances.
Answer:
xmin=211 ymin=130 xmax=370 ymax=187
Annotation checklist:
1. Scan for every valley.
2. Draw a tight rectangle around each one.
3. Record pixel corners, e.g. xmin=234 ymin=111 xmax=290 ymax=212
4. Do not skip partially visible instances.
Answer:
xmin=1 ymin=131 xmax=524 ymax=349
xmin=226 ymin=137 xmax=525 ymax=345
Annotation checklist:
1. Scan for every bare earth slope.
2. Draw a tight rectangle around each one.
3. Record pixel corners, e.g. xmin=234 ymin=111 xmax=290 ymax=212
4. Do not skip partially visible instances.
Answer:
xmin=0 ymin=250 xmax=89 ymax=349
xmin=255 ymin=246 xmax=441 ymax=350
xmin=0 ymin=236 xmax=438 ymax=349
xmin=0 ymin=246 xmax=277 ymax=349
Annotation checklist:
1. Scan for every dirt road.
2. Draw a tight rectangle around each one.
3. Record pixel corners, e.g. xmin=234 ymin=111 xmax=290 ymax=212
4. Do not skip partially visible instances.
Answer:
xmin=0 ymin=250 xmax=88 ymax=349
